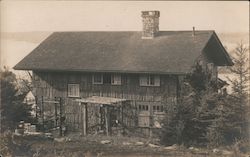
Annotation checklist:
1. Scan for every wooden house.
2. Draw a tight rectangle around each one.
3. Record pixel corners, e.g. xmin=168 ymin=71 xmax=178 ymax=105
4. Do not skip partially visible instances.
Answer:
xmin=14 ymin=11 xmax=233 ymax=136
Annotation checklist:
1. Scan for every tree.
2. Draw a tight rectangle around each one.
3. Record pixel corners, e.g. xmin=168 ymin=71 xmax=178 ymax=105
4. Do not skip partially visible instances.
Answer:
xmin=0 ymin=67 xmax=33 ymax=132
xmin=160 ymin=62 xmax=237 ymax=147
xmin=226 ymin=42 xmax=249 ymax=139
xmin=161 ymin=43 xmax=249 ymax=147
xmin=227 ymin=42 xmax=249 ymax=100
xmin=161 ymin=63 xmax=214 ymax=146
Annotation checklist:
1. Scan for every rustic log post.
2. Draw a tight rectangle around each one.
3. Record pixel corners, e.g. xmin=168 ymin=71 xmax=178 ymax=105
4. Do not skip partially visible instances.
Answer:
xmin=121 ymin=103 xmax=123 ymax=124
xmin=54 ymin=97 xmax=58 ymax=127
xmin=149 ymin=127 xmax=152 ymax=138
xmin=121 ymin=102 xmax=124 ymax=134
xmin=79 ymin=102 xmax=83 ymax=135
xmin=59 ymin=97 xmax=62 ymax=136
xmin=105 ymin=105 xmax=110 ymax=136
xmin=41 ymin=96 xmax=44 ymax=131
xmin=82 ymin=103 xmax=88 ymax=136
xmin=35 ymin=96 xmax=38 ymax=121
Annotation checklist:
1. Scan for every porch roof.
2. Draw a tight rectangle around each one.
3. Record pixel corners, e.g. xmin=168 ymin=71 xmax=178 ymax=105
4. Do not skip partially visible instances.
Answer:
xmin=75 ymin=96 xmax=127 ymax=105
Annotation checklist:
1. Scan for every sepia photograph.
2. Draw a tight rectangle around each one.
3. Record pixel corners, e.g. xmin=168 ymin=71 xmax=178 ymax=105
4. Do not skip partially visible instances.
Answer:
xmin=0 ymin=1 xmax=249 ymax=157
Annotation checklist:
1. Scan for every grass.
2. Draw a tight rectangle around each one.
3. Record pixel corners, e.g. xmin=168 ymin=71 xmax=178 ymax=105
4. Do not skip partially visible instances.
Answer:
xmin=1 ymin=132 xmax=249 ymax=157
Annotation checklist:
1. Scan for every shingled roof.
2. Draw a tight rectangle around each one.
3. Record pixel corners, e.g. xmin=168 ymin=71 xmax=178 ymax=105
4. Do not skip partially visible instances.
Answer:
xmin=14 ymin=31 xmax=233 ymax=74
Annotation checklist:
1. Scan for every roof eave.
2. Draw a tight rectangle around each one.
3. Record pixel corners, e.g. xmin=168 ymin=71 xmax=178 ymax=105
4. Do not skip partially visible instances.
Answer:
xmin=212 ymin=32 xmax=234 ymax=66
xmin=202 ymin=31 xmax=234 ymax=66
xmin=14 ymin=68 xmax=189 ymax=75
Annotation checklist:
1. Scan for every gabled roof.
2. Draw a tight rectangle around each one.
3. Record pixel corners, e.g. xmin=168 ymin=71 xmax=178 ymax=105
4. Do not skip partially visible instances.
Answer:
xmin=14 ymin=31 xmax=233 ymax=74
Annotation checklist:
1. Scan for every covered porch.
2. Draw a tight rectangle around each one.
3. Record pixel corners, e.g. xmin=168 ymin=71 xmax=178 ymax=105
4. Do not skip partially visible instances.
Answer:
xmin=74 ymin=96 xmax=133 ymax=136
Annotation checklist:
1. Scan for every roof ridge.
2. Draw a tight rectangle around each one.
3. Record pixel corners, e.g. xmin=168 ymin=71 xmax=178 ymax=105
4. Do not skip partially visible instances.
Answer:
xmin=52 ymin=30 xmax=215 ymax=33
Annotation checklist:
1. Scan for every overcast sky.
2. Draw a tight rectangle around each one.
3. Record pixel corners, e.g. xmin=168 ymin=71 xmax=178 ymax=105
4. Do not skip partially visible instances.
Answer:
xmin=1 ymin=1 xmax=249 ymax=33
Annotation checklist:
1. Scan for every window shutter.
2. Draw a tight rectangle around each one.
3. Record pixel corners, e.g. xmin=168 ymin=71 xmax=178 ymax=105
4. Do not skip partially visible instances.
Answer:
xmin=68 ymin=84 xmax=80 ymax=97
xmin=140 ymin=76 xmax=148 ymax=86
xmin=111 ymin=74 xmax=121 ymax=85
xmin=75 ymin=84 xmax=79 ymax=96
xmin=92 ymin=74 xmax=103 ymax=84
xmin=154 ymin=76 xmax=160 ymax=86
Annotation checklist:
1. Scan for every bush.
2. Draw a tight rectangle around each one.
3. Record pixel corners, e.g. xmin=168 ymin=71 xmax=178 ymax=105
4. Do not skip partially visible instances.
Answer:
xmin=0 ymin=68 xmax=33 ymax=132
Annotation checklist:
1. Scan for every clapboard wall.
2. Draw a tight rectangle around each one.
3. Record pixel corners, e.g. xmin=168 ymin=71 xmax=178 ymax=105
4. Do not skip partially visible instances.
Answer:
xmin=33 ymin=71 xmax=182 ymax=103
xmin=33 ymin=71 xmax=185 ymax=134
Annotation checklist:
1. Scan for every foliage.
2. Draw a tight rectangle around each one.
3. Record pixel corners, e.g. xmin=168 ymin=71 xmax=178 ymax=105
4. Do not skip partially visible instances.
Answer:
xmin=161 ymin=63 xmax=211 ymax=146
xmin=161 ymin=48 xmax=249 ymax=147
xmin=0 ymin=67 xmax=33 ymax=132
xmin=206 ymin=43 xmax=249 ymax=146
xmin=227 ymin=42 xmax=249 ymax=99
xmin=226 ymin=42 xmax=249 ymax=139
xmin=205 ymin=94 xmax=238 ymax=146
xmin=0 ymin=131 xmax=13 ymax=156
xmin=187 ymin=63 xmax=208 ymax=92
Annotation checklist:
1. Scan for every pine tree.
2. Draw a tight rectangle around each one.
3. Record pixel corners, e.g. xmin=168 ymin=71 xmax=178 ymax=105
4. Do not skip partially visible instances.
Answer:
xmin=226 ymin=42 xmax=249 ymax=139
xmin=161 ymin=63 xmax=214 ymax=146
xmin=207 ymin=42 xmax=249 ymax=146
xmin=161 ymin=43 xmax=249 ymax=146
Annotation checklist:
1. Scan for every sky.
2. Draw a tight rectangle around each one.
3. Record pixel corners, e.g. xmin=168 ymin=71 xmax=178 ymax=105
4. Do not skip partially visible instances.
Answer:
xmin=0 ymin=1 xmax=249 ymax=70
xmin=1 ymin=1 xmax=249 ymax=33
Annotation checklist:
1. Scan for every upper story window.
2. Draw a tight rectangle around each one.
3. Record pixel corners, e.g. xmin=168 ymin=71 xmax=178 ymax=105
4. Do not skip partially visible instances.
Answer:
xmin=68 ymin=84 xmax=80 ymax=97
xmin=139 ymin=75 xmax=160 ymax=86
xmin=93 ymin=73 xmax=122 ymax=85
xmin=92 ymin=74 xmax=103 ymax=84
xmin=111 ymin=74 xmax=121 ymax=85
xmin=206 ymin=63 xmax=217 ymax=80
xmin=206 ymin=63 xmax=214 ymax=72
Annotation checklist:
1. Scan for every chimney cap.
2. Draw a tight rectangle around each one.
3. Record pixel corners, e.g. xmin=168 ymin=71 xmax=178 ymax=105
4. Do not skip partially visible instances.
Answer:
xmin=141 ymin=11 xmax=160 ymax=17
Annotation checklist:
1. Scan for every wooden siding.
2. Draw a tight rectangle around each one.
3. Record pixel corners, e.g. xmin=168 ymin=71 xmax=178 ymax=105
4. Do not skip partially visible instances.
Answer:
xmin=33 ymin=71 xmax=183 ymax=132
xmin=33 ymin=72 xmax=179 ymax=103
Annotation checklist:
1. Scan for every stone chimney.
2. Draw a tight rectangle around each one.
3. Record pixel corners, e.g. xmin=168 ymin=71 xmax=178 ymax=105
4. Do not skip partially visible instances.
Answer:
xmin=141 ymin=11 xmax=160 ymax=39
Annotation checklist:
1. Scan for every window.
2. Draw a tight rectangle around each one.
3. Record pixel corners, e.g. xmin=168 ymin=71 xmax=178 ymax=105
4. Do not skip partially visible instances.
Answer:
xmin=93 ymin=73 xmax=122 ymax=85
xmin=138 ymin=104 xmax=150 ymax=127
xmin=153 ymin=105 xmax=164 ymax=112
xmin=103 ymin=74 xmax=111 ymax=84
xmin=111 ymin=74 xmax=121 ymax=85
xmin=33 ymin=72 xmax=40 ymax=81
xmin=138 ymin=105 xmax=149 ymax=111
xmin=92 ymin=74 xmax=103 ymax=84
xmin=140 ymin=75 xmax=160 ymax=86
xmin=207 ymin=63 xmax=214 ymax=72
xmin=68 ymin=84 xmax=80 ymax=97
xmin=206 ymin=63 xmax=217 ymax=80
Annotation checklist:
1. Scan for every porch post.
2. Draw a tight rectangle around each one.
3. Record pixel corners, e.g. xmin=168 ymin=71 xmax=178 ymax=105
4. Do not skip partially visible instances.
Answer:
xmin=41 ymin=96 xmax=44 ymax=131
xmin=105 ymin=105 xmax=110 ymax=136
xmin=81 ymin=102 xmax=88 ymax=136
xmin=84 ymin=103 xmax=88 ymax=135
xmin=59 ymin=97 xmax=63 ymax=136
xmin=54 ymin=97 xmax=58 ymax=127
